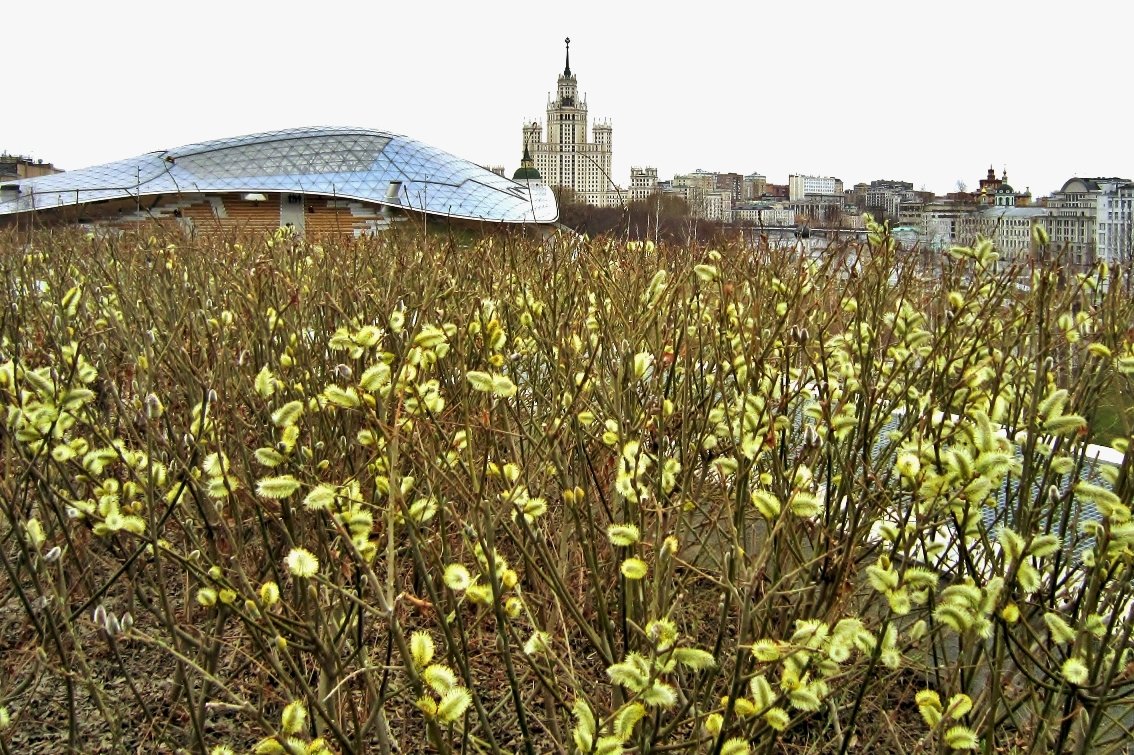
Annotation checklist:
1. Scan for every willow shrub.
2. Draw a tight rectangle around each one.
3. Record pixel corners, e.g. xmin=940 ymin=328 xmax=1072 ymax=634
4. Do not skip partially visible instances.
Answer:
xmin=2 ymin=222 xmax=1134 ymax=754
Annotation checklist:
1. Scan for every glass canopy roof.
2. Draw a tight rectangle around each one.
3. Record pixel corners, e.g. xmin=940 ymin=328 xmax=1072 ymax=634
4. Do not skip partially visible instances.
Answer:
xmin=0 ymin=126 xmax=557 ymax=224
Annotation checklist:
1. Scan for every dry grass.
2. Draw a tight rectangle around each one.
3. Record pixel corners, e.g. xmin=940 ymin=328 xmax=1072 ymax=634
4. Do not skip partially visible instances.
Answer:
xmin=1 ymin=223 xmax=1133 ymax=754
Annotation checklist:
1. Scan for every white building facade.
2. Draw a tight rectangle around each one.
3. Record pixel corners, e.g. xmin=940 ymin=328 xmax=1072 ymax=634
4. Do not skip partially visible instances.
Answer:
xmin=734 ymin=204 xmax=794 ymax=226
xmin=1044 ymin=178 xmax=1134 ymax=269
xmin=1046 ymin=180 xmax=1099 ymax=270
xmin=958 ymin=206 xmax=1050 ymax=272
xmin=523 ymin=39 xmax=618 ymax=207
xmin=703 ymin=191 xmax=734 ymax=223
xmin=629 ymin=167 xmax=658 ymax=203
xmin=1095 ymin=179 xmax=1134 ymax=266
xmin=788 ymin=174 xmax=840 ymax=201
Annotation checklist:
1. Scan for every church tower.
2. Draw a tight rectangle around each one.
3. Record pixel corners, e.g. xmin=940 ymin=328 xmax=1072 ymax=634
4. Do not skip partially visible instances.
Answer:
xmin=512 ymin=143 xmax=541 ymax=183
xmin=523 ymin=38 xmax=616 ymax=207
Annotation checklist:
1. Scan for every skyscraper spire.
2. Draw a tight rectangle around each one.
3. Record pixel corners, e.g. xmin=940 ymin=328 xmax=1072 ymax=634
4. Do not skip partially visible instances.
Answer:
xmin=564 ymin=37 xmax=571 ymax=76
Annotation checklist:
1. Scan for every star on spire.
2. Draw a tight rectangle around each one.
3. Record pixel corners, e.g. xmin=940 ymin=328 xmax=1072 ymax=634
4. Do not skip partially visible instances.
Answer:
xmin=564 ymin=37 xmax=572 ymax=76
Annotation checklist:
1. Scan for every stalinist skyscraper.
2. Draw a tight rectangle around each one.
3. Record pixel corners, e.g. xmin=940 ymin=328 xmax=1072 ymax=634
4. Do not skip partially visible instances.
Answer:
xmin=523 ymin=39 xmax=618 ymax=207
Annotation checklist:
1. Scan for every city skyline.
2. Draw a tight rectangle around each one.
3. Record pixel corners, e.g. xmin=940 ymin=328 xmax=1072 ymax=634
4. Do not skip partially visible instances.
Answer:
xmin=5 ymin=0 xmax=1129 ymax=198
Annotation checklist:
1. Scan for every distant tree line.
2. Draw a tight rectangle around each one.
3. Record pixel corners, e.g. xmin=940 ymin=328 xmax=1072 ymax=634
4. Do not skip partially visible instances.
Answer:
xmin=554 ymin=189 xmax=736 ymax=245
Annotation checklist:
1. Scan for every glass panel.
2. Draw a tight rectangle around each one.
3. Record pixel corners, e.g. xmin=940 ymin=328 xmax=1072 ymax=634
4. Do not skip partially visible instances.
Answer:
xmin=1 ymin=127 xmax=558 ymax=224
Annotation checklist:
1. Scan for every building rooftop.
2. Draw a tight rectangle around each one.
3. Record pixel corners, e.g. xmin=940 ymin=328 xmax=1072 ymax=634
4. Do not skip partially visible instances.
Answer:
xmin=0 ymin=126 xmax=557 ymax=224
xmin=1058 ymin=177 xmax=1134 ymax=193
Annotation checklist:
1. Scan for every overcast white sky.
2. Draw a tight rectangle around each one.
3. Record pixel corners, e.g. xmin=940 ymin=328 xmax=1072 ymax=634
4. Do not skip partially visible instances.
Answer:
xmin=4 ymin=1 xmax=1129 ymax=197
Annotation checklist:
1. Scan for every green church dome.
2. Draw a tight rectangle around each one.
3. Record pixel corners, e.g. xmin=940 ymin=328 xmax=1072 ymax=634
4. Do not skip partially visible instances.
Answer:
xmin=512 ymin=143 xmax=540 ymax=182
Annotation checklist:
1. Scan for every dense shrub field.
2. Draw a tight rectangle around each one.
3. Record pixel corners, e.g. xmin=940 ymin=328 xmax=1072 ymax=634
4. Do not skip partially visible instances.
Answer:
xmin=2 ymin=223 xmax=1134 ymax=754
